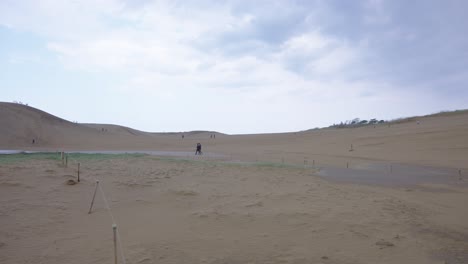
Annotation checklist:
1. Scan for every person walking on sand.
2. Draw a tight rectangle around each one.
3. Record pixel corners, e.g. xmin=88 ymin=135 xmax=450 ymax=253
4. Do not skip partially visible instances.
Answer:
xmin=195 ymin=143 xmax=202 ymax=155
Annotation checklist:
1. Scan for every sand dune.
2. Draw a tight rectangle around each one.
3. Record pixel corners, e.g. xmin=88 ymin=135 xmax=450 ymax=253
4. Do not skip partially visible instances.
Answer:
xmin=1 ymin=102 xmax=468 ymax=263
xmin=2 ymin=102 xmax=467 ymax=169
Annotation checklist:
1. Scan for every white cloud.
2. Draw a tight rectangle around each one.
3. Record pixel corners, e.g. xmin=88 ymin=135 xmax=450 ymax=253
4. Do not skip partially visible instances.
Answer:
xmin=280 ymin=31 xmax=330 ymax=56
xmin=2 ymin=0 xmax=465 ymax=133
xmin=308 ymin=44 xmax=358 ymax=75
xmin=0 ymin=0 xmax=380 ymax=133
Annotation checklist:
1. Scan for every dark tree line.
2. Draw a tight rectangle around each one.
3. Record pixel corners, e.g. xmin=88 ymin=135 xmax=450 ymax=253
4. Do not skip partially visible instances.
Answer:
xmin=330 ymin=118 xmax=385 ymax=128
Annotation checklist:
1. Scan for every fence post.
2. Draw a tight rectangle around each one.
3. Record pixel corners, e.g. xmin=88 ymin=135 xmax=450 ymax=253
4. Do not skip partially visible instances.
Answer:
xmin=77 ymin=163 xmax=80 ymax=182
xmin=113 ymin=224 xmax=118 ymax=264
xmin=88 ymin=180 xmax=99 ymax=214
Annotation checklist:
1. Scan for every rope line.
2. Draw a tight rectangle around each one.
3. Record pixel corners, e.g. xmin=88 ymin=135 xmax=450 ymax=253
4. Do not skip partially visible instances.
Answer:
xmin=97 ymin=179 xmax=128 ymax=264
xmin=63 ymin=153 xmax=127 ymax=264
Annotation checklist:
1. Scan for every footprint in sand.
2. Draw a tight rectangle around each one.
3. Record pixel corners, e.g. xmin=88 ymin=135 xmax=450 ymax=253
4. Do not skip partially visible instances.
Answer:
xmin=245 ymin=201 xmax=263 ymax=207
xmin=65 ymin=179 xmax=77 ymax=185
xmin=172 ymin=190 xmax=198 ymax=196
xmin=375 ymin=239 xmax=395 ymax=249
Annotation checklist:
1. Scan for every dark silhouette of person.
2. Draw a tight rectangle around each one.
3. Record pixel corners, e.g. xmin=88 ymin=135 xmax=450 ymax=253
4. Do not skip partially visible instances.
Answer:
xmin=182 ymin=134 xmax=184 ymax=139
xmin=195 ymin=143 xmax=202 ymax=155
xmin=32 ymin=139 xmax=35 ymax=144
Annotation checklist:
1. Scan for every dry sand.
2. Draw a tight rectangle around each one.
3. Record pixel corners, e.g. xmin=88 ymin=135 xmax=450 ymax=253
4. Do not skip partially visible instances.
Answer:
xmin=1 ymin=102 xmax=468 ymax=263
xmin=1 ymin=156 xmax=467 ymax=264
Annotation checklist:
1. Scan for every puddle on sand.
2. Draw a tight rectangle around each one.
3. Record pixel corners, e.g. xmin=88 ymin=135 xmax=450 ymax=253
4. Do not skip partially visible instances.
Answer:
xmin=317 ymin=164 xmax=466 ymax=187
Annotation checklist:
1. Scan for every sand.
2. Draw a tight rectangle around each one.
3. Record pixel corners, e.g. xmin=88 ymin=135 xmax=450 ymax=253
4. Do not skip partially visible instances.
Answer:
xmin=1 ymin=102 xmax=468 ymax=169
xmin=1 ymin=102 xmax=468 ymax=263
xmin=1 ymin=155 xmax=467 ymax=263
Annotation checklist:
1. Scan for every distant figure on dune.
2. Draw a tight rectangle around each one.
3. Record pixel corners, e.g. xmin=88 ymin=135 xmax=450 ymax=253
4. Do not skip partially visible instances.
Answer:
xmin=195 ymin=143 xmax=202 ymax=155
xmin=210 ymin=134 xmax=212 ymax=139
xmin=182 ymin=134 xmax=184 ymax=139
xmin=32 ymin=139 xmax=35 ymax=144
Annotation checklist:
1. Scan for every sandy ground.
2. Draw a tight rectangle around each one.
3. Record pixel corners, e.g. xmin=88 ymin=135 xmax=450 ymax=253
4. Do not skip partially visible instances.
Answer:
xmin=1 ymin=103 xmax=468 ymax=263
xmin=2 ymin=102 xmax=468 ymax=170
xmin=1 ymin=155 xmax=467 ymax=264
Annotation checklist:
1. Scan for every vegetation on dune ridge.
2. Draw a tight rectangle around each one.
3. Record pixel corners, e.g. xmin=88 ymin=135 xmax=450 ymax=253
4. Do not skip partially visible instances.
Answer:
xmin=327 ymin=109 xmax=468 ymax=129
xmin=328 ymin=118 xmax=386 ymax=129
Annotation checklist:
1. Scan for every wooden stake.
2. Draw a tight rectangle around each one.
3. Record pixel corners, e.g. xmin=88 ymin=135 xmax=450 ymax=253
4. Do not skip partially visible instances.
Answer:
xmin=77 ymin=163 xmax=80 ymax=182
xmin=88 ymin=180 xmax=99 ymax=214
xmin=113 ymin=224 xmax=118 ymax=264
xmin=347 ymin=162 xmax=349 ymax=169
xmin=65 ymin=155 xmax=68 ymax=167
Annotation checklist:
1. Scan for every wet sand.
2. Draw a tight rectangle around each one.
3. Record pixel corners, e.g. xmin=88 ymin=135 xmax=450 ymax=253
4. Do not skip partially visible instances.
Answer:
xmin=317 ymin=163 xmax=466 ymax=187
xmin=0 ymin=149 xmax=226 ymax=158
xmin=3 ymin=149 xmax=465 ymax=186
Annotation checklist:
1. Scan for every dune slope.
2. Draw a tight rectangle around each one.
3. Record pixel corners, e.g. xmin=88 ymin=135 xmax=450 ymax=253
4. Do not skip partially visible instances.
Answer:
xmin=1 ymin=102 xmax=468 ymax=168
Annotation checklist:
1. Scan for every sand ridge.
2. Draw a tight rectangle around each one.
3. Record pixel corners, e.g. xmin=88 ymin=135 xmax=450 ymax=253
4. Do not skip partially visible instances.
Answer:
xmin=1 ymin=102 xmax=467 ymax=169
xmin=1 ymin=102 xmax=468 ymax=263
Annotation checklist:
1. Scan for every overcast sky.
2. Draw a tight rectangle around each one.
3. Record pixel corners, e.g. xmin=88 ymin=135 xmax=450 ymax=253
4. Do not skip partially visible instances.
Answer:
xmin=1 ymin=0 xmax=467 ymax=134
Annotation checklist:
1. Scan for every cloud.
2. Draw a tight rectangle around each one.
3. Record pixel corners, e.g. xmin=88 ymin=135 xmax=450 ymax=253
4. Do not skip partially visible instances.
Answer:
xmin=1 ymin=0 xmax=467 ymax=133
